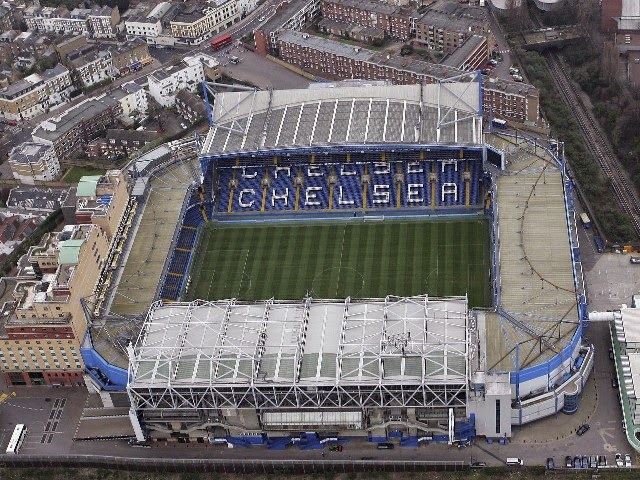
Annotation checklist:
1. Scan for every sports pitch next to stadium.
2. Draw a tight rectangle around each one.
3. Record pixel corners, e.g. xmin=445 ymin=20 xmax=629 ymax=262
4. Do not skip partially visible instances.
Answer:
xmin=185 ymin=218 xmax=491 ymax=307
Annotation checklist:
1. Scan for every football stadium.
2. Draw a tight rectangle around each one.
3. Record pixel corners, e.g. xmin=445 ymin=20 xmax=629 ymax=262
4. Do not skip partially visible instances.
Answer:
xmin=80 ymin=76 xmax=592 ymax=446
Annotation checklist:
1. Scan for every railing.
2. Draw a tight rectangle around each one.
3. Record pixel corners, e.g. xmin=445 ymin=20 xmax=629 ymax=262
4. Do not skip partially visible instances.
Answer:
xmin=0 ymin=455 xmax=467 ymax=473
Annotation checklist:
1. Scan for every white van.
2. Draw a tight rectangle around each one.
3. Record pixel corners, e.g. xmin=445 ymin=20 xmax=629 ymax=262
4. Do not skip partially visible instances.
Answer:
xmin=506 ymin=458 xmax=523 ymax=466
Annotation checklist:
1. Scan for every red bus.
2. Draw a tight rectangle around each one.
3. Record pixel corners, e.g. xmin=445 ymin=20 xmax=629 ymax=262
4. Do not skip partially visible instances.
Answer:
xmin=211 ymin=34 xmax=233 ymax=51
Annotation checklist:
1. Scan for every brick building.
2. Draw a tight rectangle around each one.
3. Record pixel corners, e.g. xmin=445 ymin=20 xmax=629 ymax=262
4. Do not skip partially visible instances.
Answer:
xmin=108 ymin=38 xmax=152 ymax=76
xmin=32 ymin=92 xmax=123 ymax=160
xmin=175 ymin=90 xmax=206 ymax=124
xmin=277 ymin=30 xmax=539 ymax=123
xmin=440 ymin=35 xmax=488 ymax=72
xmin=320 ymin=0 xmax=417 ymax=41
xmin=414 ymin=9 xmax=491 ymax=53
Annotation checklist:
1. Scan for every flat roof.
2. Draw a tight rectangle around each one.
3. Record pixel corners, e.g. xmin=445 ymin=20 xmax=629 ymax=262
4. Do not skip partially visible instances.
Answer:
xmin=129 ymin=296 xmax=468 ymax=388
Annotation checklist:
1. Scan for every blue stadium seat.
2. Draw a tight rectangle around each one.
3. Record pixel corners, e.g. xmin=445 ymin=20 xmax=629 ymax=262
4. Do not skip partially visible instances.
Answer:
xmin=332 ymin=163 xmax=363 ymax=209
xmin=301 ymin=164 xmax=329 ymax=210
xmin=366 ymin=162 xmax=395 ymax=209
xmin=402 ymin=161 xmax=430 ymax=207
xmin=265 ymin=166 xmax=295 ymax=211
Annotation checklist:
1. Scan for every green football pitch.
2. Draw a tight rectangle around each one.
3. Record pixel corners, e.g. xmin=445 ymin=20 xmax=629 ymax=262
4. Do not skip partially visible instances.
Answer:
xmin=185 ymin=218 xmax=491 ymax=307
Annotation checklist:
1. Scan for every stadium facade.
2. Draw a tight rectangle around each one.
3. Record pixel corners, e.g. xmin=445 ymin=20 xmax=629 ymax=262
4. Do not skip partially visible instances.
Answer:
xmin=76 ymin=78 xmax=590 ymax=445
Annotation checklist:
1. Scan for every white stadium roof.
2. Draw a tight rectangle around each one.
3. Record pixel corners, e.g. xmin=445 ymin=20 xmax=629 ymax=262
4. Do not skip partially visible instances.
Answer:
xmin=129 ymin=296 xmax=468 ymax=389
xmin=201 ymin=81 xmax=483 ymax=157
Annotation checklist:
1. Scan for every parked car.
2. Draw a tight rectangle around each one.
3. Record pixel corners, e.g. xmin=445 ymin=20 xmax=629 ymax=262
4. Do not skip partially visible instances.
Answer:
xmin=577 ymin=424 xmax=590 ymax=436
xmin=565 ymin=456 xmax=573 ymax=468
xmin=328 ymin=444 xmax=343 ymax=452
xmin=609 ymin=347 xmax=615 ymax=359
xmin=489 ymin=59 xmax=498 ymax=66
xmin=616 ymin=453 xmax=624 ymax=467
xmin=376 ymin=442 xmax=394 ymax=449
xmin=573 ymin=456 xmax=581 ymax=468
xmin=471 ymin=461 xmax=486 ymax=468
xmin=589 ymin=455 xmax=598 ymax=468
xmin=546 ymin=457 xmax=555 ymax=470
xmin=613 ymin=377 xmax=619 ymax=388
xmin=581 ymin=456 xmax=589 ymax=469
xmin=625 ymin=453 xmax=632 ymax=467
xmin=598 ymin=455 xmax=607 ymax=467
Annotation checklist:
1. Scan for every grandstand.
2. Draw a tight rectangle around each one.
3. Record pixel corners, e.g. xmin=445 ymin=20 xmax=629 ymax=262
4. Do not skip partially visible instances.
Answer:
xmin=89 ymin=78 xmax=590 ymax=443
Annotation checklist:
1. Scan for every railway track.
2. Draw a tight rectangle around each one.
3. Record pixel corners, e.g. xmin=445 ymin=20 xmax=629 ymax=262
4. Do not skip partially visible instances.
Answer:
xmin=543 ymin=51 xmax=640 ymax=236
xmin=527 ymin=16 xmax=640 ymax=238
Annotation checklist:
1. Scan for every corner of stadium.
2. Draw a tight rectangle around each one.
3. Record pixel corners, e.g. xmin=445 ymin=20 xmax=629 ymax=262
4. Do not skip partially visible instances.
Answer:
xmin=80 ymin=73 xmax=591 ymax=446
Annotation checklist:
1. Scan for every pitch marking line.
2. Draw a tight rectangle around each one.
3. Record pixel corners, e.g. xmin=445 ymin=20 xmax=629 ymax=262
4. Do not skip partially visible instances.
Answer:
xmin=335 ymin=225 xmax=347 ymax=297
xmin=236 ymin=249 xmax=251 ymax=298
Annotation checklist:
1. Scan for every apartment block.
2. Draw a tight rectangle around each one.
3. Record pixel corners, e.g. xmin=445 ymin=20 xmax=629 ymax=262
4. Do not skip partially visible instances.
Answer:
xmin=440 ymin=35 xmax=489 ymax=71
xmin=0 ymin=64 xmax=73 ymax=121
xmin=170 ymin=1 xmax=240 ymax=45
xmin=254 ymin=0 xmax=320 ymax=55
xmin=320 ymin=0 xmax=417 ymax=41
xmin=119 ymin=81 xmax=148 ymax=116
xmin=175 ymin=90 xmax=206 ymax=124
xmin=70 ymin=50 xmax=114 ymax=88
xmin=87 ymin=5 xmax=120 ymax=39
xmin=8 ymin=142 xmax=61 ymax=185
xmin=147 ymin=56 xmax=205 ymax=107
xmin=415 ymin=9 xmax=490 ymax=53
xmin=277 ymin=30 xmax=539 ymax=123
xmin=1 ymin=223 xmax=108 ymax=386
xmin=32 ymin=92 xmax=123 ymax=160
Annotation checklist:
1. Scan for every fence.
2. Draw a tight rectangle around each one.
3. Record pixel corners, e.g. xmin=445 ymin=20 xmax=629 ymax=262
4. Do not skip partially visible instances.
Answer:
xmin=0 ymin=455 xmax=467 ymax=473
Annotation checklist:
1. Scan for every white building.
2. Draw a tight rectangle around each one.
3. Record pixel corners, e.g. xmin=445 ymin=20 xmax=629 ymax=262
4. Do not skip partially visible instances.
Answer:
xmin=169 ymin=0 xmax=240 ymax=46
xmin=71 ymin=50 xmax=115 ymax=88
xmin=119 ymin=81 xmax=148 ymax=116
xmin=236 ymin=0 xmax=259 ymax=16
xmin=125 ymin=2 xmax=172 ymax=42
xmin=147 ymin=57 xmax=204 ymax=107
xmin=9 ymin=142 xmax=61 ymax=185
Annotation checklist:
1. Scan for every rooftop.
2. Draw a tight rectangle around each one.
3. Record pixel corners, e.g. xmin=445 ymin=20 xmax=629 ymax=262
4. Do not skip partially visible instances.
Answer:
xmin=32 ymin=93 xmax=120 ymax=143
xmin=202 ymin=80 xmax=482 ymax=156
xmin=7 ymin=187 xmax=70 ymax=212
xmin=9 ymin=142 xmax=54 ymax=165
xmin=440 ymin=35 xmax=487 ymax=69
xmin=130 ymin=296 xmax=468 ymax=388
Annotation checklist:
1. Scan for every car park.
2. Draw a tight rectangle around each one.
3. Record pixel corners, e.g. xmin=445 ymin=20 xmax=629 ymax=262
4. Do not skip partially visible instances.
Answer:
xmin=625 ymin=453 xmax=632 ymax=467
xmin=616 ymin=453 xmax=624 ymax=467
xmin=565 ymin=456 xmax=573 ymax=468
xmin=546 ymin=457 xmax=555 ymax=470
xmin=577 ymin=424 xmax=590 ymax=436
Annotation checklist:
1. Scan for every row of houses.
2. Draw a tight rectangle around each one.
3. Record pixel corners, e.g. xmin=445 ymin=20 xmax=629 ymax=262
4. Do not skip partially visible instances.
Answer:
xmin=23 ymin=5 xmax=120 ymax=39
